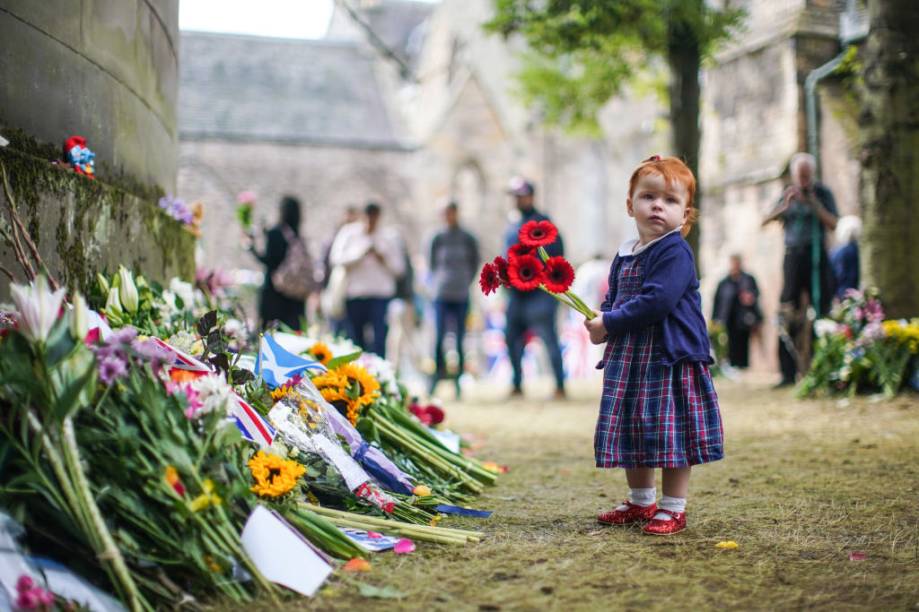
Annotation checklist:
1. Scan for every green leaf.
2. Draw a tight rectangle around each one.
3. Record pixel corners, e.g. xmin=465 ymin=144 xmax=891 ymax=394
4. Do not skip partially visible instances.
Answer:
xmin=43 ymin=318 xmax=76 ymax=368
xmin=356 ymin=582 xmax=405 ymax=599
xmin=50 ymin=354 xmax=97 ymax=421
xmin=326 ymin=350 xmax=362 ymax=370
xmin=196 ymin=310 xmax=218 ymax=337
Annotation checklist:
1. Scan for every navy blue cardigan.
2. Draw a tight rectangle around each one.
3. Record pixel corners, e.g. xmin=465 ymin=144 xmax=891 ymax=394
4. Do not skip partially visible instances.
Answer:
xmin=600 ymin=232 xmax=712 ymax=365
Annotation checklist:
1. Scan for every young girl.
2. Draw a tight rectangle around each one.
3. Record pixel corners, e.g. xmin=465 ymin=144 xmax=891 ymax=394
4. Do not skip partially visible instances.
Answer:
xmin=584 ymin=156 xmax=723 ymax=536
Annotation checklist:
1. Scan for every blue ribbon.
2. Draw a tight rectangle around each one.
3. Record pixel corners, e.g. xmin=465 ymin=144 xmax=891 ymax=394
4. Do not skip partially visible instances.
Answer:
xmin=434 ymin=505 xmax=493 ymax=518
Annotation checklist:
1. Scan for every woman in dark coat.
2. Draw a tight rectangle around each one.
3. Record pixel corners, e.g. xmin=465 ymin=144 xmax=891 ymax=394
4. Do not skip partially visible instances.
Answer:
xmin=249 ymin=196 xmax=306 ymax=330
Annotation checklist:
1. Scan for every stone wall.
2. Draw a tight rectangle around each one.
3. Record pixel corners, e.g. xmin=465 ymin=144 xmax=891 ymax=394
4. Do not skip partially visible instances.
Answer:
xmin=0 ymin=0 xmax=193 ymax=298
xmin=0 ymin=0 xmax=179 ymax=193
xmin=177 ymin=140 xmax=419 ymax=272
xmin=0 ymin=144 xmax=195 ymax=301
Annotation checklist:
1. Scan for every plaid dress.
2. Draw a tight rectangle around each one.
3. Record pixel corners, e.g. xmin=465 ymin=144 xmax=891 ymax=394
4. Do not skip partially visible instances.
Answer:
xmin=594 ymin=255 xmax=724 ymax=468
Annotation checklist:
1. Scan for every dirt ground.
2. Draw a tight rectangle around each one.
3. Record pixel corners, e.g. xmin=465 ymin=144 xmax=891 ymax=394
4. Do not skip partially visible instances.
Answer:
xmin=275 ymin=376 xmax=919 ymax=611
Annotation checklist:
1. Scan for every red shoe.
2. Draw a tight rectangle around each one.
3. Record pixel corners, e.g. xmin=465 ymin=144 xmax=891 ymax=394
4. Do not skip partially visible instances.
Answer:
xmin=642 ymin=509 xmax=687 ymax=535
xmin=597 ymin=501 xmax=657 ymax=525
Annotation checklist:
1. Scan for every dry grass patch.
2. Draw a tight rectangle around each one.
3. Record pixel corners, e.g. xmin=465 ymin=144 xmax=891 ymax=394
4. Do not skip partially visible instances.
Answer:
xmin=257 ymin=379 xmax=918 ymax=611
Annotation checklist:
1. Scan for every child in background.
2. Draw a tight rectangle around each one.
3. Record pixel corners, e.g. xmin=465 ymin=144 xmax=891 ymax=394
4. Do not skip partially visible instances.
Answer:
xmin=584 ymin=156 xmax=724 ymax=535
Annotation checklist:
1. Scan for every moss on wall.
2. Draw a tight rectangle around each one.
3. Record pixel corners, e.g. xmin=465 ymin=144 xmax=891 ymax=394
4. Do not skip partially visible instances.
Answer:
xmin=0 ymin=137 xmax=194 ymax=298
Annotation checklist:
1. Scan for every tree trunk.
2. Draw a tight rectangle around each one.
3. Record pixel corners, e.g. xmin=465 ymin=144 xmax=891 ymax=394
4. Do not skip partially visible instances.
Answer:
xmin=859 ymin=0 xmax=919 ymax=317
xmin=667 ymin=21 xmax=703 ymax=268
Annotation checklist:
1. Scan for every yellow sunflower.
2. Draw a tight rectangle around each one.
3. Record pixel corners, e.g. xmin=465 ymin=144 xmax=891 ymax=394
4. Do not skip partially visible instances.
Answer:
xmin=306 ymin=341 xmax=333 ymax=365
xmin=337 ymin=363 xmax=380 ymax=408
xmin=248 ymin=451 xmax=306 ymax=498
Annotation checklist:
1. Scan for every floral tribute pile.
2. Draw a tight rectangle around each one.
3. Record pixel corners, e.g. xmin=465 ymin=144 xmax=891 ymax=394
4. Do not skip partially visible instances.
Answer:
xmin=479 ymin=219 xmax=595 ymax=319
xmin=0 ymin=269 xmax=497 ymax=609
xmin=798 ymin=288 xmax=919 ymax=398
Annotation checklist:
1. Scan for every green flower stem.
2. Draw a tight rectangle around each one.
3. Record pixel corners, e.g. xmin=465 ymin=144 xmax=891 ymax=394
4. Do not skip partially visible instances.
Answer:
xmin=301 ymin=504 xmax=480 ymax=544
xmin=564 ymin=290 xmax=596 ymax=319
xmin=369 ymin=415 xmax=483 ymax=493
xmin=389 ymin=422 xmax=495 ymax=484
xmin=185 ymin=473 xmax=279 ymax=602
xmin=285 ymin=507 xmax=368 ymax=559
xmin=382 ymin=409 xmax=498 ymax=484
xmin=61 ymin=418 xmax=148 ymax=611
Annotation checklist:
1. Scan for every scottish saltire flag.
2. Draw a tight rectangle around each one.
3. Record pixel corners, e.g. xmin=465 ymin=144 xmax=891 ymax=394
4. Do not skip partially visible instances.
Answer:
xmin=230 ymin=395 xmax=276 ymax=448
xmin=256 ymin=334 xmax=326 ymax=388
xmin=151 ymin=337 xmax=210 ymax=372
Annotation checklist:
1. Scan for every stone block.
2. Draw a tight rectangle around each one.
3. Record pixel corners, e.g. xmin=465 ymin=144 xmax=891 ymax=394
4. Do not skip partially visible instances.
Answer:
xmin=0 ymin=0 xmax=83 ymax=49
xmin=0 ymin=147 xmax=194 ymax=301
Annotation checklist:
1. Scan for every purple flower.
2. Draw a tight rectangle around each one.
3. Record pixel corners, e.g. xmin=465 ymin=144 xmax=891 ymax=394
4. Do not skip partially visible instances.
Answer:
xmin=109 ymin=327 xmax=138 ymax=345
xmin=98 ymin=355 xmax=128 ymax=385
xmin=158 ymin=195 xmax=193 ymax=225
xmin=132 ymin=338 xmax=172 ymax=365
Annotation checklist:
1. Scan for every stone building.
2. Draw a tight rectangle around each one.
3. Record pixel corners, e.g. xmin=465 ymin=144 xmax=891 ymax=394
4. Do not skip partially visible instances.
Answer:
xmin=178 ymin=0 xmax=664 ymax=273
xmin=177 ymin=29 xmax=421 ymax=273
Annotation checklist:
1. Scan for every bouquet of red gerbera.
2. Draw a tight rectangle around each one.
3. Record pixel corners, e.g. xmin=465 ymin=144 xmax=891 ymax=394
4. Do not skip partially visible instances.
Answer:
xmin=479 ymin=220 xmax=596 ymax=319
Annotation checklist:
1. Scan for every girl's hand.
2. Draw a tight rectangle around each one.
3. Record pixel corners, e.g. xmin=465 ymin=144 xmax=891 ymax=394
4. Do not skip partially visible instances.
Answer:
xmin=584 ymin=315 xmax=608 ymax=345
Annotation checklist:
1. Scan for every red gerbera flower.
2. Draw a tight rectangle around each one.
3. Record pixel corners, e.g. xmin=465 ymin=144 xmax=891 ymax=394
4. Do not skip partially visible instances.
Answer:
xmin=492 ymin=256 xmax=510 ymax=287
xmin=479 ymin=263 xmax=501 ymax=295
xmin=518 ymin=220 xmax=558 ymax=248
xmin=507 ymin=243 xmax=532 ymax=260
xmin=543 ymin=256 xmax=575 ymax=294
xmin=507 ymin=254 xmax=544 ymax=291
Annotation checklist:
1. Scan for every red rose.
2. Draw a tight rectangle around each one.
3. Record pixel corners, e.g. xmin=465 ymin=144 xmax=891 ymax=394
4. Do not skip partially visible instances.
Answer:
xmin=518 ymin=220 xmax=558 ymax=248
xmin=492 ymin=256 xmax=510 ymax=287
xmin=426 ymin=405 xmax=445 ymax=425
xmin=507 ymin=243 xmax=533 ymax=260
xmin=479 ymin=263 xmax=501 ymax=295
xmin=409 ymin=402 xmax=433 ymax=425
xmin=508 ymin=254 xmax=544 ymax=291
xmin=543 ymin=256 xmax=575 ymax=294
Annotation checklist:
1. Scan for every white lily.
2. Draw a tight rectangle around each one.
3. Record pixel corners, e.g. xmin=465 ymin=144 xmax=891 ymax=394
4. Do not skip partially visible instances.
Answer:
xmin=105 ymin=287 xmax=123 ymax=318
xmin=118 ymin=266 xmax=139 ymax=314
xmin=70 ymin=293 xmax=89 ymax=340
xmin=10 ymin=276 xmax=66 ymax=344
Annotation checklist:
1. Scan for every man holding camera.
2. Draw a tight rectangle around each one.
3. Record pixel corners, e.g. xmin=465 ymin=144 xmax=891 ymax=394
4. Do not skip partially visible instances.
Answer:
xmin=763 ymin=152 xmax=839 ymax=387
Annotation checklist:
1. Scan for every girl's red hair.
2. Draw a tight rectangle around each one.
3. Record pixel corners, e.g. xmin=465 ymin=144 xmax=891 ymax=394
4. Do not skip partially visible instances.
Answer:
xmin=628 ymin=156 xmax=698 ymax=236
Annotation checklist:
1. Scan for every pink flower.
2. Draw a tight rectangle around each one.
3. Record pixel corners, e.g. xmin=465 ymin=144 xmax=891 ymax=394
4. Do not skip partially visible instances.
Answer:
xmin=37 ymin=590 xmax=55 ymax=607
xmin=16 ymin=589 xmax=41 ymax=609
xmin=367 ymin=531 xmax=382 ymax=539
xmin=393 ymin=538 xmax=416 ymax=554
xmin=16 ymin=575 xmax=34 ymax=593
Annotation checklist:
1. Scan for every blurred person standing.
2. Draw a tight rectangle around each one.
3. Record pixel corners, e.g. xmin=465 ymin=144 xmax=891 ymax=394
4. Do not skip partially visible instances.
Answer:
xmin=712 ymin=254 xmax=762 ymax=369
xmin=248 ymin=195 xmax=309 ymax=330
xmin=831 ymin=215 xmax=861 ymax=300
xmin=427 ymin=200 xmax=480 ymax=396
xmin=504 ymin=177 xmax=566 ymax=399
xmin=329 ymin=202 xmax=404 ymax=357
xmin=762 ymin=152 xmax=838 ymax=386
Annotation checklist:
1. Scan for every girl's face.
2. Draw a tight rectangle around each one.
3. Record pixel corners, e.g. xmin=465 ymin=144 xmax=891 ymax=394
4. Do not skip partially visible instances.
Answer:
xmin=627 ymin=172 xmax=690 ymax=243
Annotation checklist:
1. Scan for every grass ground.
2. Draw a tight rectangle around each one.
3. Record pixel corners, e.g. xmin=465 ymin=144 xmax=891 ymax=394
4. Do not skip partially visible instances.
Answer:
xmin=273 ymin=377 xmax=918 ymax=611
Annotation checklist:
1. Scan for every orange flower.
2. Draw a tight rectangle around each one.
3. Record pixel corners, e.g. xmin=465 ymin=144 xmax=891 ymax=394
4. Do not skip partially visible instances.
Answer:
xmin=342 ymin=557 xmax=371 ymax=572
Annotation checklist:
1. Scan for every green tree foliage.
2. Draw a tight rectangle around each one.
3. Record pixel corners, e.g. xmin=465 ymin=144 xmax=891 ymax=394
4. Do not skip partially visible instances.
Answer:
xmin=485 ymin=0 xmax=744 ymax=256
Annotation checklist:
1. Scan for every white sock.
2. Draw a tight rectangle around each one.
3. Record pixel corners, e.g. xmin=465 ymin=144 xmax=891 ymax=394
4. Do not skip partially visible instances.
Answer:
xmin=654 ymin=495 xmax=686 ymax=520
xmin=616 ymin=487 xmax=656 ymax=510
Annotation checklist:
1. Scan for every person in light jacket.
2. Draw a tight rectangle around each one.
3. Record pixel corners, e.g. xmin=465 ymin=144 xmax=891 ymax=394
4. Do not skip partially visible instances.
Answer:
xmin=329 ymin=202 xmax=405 ymax=357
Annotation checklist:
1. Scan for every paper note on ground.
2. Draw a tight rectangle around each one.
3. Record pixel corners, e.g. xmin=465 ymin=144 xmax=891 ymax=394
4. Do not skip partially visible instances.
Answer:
xmin=241 ymin=506 xmax=333 ymax=597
